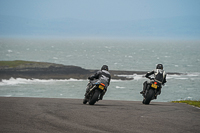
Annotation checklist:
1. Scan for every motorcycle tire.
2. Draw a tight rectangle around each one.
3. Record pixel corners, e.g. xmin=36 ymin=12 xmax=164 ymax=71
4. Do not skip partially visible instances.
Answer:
xmin=143 ymin=89 xmax=154 ymax=105
xmin=83 ymin=97 xmax=87 ymax=104
xmin=89 ymin=90 xmax=100 ymax=105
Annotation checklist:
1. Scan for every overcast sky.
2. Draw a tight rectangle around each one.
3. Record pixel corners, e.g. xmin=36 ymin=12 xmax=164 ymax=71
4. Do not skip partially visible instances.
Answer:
xmin=1 ymin=0 xmax=200 ymax=21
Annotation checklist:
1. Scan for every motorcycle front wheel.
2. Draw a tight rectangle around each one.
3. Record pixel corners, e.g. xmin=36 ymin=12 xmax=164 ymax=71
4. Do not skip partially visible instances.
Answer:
xmin=83 ymin=98 xmax=87 ymax=104
xmin=89 ymin=89 xmax=100 ymax=105
xmin=143 ymin=89 xmax=154 ymax=105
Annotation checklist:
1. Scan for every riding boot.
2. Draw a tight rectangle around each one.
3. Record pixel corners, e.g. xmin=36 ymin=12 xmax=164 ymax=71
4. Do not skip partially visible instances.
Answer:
xmin=84 ymin=86 xmax=90 ymax=96
xmin=99 ymin=90 xmax=106 ymax=100
xmin=140 ymin=81 xmax=147 ymax=94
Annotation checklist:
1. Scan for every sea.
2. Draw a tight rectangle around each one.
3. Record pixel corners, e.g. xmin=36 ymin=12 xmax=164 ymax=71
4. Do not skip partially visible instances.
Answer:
xmin=0 ymin=38 xmax=200 ymax=102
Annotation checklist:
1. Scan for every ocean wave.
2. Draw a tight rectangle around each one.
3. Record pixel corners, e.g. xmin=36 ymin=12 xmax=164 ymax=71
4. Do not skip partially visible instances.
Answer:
xmin=116 ymin=86 xmax=125 ymax=89
xmin=1 ymin=72 xmax=199 ymax=86
xmin=175 ymin=78 xmax=188 ymax=80
xmin=167 ymin=72 xmax=200 ymax=79
xmin=186 ymin=72 xmax=200 ymax=76
xmin=116 ymin=73 xmax=200 ymax=81
xmin=0 ymin=77 xmax=87 ymax=86
xmin=111 ymin=79 xmax=123 ymax=82
xmin=177 ymin=97 xmax=193 ymax=101
xmin=0 ymin=77 xmax=127 ymax=86
xmin=116 ymin=74 xmax=144 ymax=80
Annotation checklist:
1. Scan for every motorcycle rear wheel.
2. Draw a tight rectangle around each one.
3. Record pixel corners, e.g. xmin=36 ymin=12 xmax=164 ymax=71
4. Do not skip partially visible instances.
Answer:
xmin=143 ymin=89 xmax=154 ymax=105
xmin=89 ymin=90 xmax=100 ymax=105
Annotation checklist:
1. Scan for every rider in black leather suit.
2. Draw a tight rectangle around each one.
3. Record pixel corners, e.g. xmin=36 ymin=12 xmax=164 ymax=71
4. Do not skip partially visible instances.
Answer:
xmin=86 ymin=65 xmax=111 ymax=100
xmin=140 ymin=64 xmax=167 ymax=97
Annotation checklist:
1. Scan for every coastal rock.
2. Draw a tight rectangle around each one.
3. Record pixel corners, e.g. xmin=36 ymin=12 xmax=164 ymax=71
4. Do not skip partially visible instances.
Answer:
xmin=0 ymin=60 xmax=180 ymax=80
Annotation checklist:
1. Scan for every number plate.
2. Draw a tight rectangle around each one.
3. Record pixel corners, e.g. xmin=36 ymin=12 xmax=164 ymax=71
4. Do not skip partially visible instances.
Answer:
xmin=99 ymin=85 xmax=104 ymax=90
xmin=151 ymin=84 xmax=157 ymax=89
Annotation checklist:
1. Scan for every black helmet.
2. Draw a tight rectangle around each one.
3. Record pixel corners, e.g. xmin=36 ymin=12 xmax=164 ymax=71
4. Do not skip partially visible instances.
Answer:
xmin=156 ymin=64 xmax=163 ymax=69
xmin=101 ymin=65 xmax=109 ymax=71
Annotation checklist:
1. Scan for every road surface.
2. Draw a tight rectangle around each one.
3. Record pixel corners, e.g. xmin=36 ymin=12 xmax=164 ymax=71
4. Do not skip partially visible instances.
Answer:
xmin=0 ymin=97 xmax=199 ymax=133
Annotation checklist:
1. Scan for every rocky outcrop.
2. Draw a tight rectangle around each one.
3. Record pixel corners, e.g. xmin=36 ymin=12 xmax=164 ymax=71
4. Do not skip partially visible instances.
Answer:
xmin=0 ymin=60 xmax=180 ymax=80
xmin=0 ymin=62 xmax=92 ymax=80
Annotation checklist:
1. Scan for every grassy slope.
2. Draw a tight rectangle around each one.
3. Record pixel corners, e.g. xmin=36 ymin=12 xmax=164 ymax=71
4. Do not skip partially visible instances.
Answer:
xmin=0 ymin=60 xmax=37 ymax=67
xmin=172 ymin=100 xmax=200 ymax=108
xmin=0 ymin=60 xmax=63 ymax=68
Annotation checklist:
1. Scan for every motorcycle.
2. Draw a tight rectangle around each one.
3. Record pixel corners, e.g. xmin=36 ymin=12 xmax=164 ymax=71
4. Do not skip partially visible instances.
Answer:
xmin=83 ymin=80 xmax=106 ymax=105
xmin=141 ymin=77 xmax=161 ymax=104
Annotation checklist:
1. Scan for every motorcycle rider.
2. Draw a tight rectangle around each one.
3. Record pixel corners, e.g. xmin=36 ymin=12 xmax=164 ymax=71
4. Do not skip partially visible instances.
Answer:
xmin=85 ymin=65 xmax=111 ymax=100
xmin=140 ymin=64 xmax=167 ymax=98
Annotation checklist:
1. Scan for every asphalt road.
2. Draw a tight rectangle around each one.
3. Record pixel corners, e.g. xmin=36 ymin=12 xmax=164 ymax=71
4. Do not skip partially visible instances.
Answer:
xmin=0 ymin=97 xmax=199 ymax=133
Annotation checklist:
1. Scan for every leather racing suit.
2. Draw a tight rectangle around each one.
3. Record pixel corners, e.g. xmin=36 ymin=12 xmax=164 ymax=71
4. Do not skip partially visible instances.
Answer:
xmin=86 ymin=69 xmax=111 ymax=99
xmin=142 ymin=69 xmax=167 ymax=96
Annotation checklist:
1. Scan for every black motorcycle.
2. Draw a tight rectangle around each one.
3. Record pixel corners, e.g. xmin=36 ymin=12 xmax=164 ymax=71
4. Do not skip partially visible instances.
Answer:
xmin=141 ymin=77 xmax=161 ymax=104
xmin=83 ymin=80 xmax=106 ymax=105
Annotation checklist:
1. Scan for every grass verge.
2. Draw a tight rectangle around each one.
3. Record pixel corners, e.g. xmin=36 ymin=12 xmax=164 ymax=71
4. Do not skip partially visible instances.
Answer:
xmin=0 ymin=60 xmax=36 ymax=68
xmin=172 ymin=100 xmax=200 ymax=108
